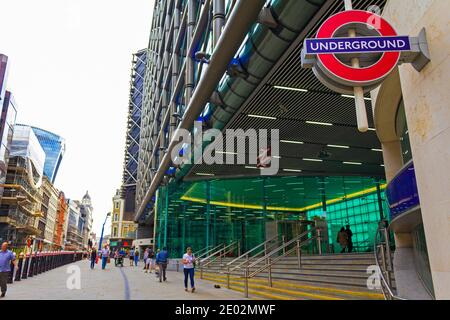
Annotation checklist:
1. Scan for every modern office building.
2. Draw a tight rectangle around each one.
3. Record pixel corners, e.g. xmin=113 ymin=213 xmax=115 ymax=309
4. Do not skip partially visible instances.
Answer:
xmin=136 ymin=1 xmax=385 ymax=248
xmin=0 ymin=54 xmax=17 ymax=192
xmin=129 ymin=0 xmax=449 ymax=299
xmin=16 ymin=124 xmax=66 ymax=184
xmin=0 ymin=125 xmax=46 ymax=245
xmin=120 ymin=50 xmax=150 ymax=241
xmin=0 ymin=55 xmax=8 ymax=102
xmin=0 ymin=92 xmax=17 ymax=188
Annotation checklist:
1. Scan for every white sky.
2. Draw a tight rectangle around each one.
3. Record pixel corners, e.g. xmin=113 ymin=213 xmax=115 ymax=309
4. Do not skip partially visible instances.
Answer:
xmin=0 ymin=0 xmax=154 ymax=236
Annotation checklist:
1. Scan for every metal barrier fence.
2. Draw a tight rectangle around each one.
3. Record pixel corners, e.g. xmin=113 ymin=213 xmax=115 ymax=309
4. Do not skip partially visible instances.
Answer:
xmin=7 ymin=251 xmax=83 ymax=284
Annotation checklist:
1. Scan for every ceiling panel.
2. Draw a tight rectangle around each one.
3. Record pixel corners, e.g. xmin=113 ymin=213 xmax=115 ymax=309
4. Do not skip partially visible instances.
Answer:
xmin=186 ymin=0 xmax=387 ymax=180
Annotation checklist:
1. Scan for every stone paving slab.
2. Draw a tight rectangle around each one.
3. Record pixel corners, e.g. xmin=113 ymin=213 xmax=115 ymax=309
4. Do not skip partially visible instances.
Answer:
xmin=3 ymin=259 xmax=247 ymax=300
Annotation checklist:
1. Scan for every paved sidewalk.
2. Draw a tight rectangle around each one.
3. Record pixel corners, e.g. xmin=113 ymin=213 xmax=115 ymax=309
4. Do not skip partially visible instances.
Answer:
xmin=3 ymin=259 xmax=246 ymax=300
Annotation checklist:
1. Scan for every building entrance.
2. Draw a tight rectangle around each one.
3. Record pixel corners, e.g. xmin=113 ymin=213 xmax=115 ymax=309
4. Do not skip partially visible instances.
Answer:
xmin=155 ymin=176 xmax=389 ymax=257
xmin=278 ymin=220 xmax=313 ymax=242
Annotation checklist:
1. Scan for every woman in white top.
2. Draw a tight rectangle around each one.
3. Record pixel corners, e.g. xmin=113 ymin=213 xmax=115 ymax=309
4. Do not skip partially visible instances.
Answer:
xmin=182 ymin=247 xmax=196 ymax=293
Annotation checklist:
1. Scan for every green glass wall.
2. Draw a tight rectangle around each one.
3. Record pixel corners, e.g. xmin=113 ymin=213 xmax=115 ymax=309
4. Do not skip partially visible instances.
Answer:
xmin=307 ymin=192 xmax=389 ymax=253
xmin=154 ymin=176 xmax=389 ymax=257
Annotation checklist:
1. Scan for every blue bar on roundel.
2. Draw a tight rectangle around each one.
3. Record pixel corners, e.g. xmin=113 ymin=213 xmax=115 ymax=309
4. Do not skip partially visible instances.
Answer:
xmin=305 ymin=36 xmax=411 ymax=55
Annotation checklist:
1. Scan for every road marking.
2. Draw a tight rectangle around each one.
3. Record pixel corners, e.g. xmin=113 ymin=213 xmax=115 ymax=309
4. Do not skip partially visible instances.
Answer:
xmin=119 ymin=267 xmax=131 ymax=300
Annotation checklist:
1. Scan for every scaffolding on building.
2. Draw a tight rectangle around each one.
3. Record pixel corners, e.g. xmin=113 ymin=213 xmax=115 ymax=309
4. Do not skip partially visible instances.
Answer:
xmin=0 ymin=156 xmax=44 ymax=245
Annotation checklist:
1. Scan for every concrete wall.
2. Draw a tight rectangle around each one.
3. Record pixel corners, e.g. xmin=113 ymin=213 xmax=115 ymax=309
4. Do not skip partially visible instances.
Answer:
xmin=379 ymin=0 xmax=450 ymax=299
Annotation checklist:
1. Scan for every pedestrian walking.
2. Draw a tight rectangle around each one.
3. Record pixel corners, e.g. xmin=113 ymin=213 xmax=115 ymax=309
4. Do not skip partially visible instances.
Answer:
xmin=156 ymin=247 xmax=168 ymax=282
xmin=129 ymin=249 xmax=134 ymax=267
xmin=182 ymin=247 xmax=196 ymax=293
xmin=114 ymin=249 xmax=119 ymax=267
xmin=345 ymin=225 xmax=354 ymax=253
xmin=90 ymin=248 xmax=97 ymax=270
xmin=143 ymin=248 xmax=149 ymax=271
xmin=154 ymin=249 xmax=160 ymax=278
xmin=0 ymin=242 xmax=17 ymax=298
xmin=337 ymin=227 xmax=349 ymax=253
xmin=134 ymin=248 xmax=139 ymax=267
xmin=101 ymin=245 xmax=110 ymax=270
xmin=147 ymin=248 xmax=155 ymax=273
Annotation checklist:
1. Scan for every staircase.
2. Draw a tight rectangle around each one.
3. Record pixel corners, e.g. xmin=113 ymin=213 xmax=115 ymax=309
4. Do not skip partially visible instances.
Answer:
xmin=200 ymin=253 xmax=387 ymax=300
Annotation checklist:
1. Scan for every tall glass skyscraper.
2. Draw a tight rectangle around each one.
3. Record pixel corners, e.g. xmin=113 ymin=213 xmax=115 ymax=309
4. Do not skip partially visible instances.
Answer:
xmin=122 ymin=50 xmax=147 ymax=220
xmin=16 ymin=124 xmax=66 ymax=184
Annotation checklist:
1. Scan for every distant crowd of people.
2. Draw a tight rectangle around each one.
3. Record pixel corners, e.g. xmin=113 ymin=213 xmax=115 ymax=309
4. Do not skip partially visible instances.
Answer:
xmin=87 ymin=244 xmax=197 ymax=293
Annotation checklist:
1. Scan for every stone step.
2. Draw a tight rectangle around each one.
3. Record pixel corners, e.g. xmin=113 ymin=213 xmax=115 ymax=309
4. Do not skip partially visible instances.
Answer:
xmin=203 ymin=266 xmax=372 ymax=279
xmin=205 ymin=256 xmax=376 ymax=265
xmin=201 ymin=268 xmax=395 ymax=290
xmin=203 ymin=260 xmax=377 ymax=272
xmin=201 ymin=273 xmax=384 ymax=300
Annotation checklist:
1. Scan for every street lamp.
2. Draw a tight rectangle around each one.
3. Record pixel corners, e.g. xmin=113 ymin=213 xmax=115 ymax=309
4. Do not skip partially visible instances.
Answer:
xmin=98 ymin=212 xmax=111 ymax=251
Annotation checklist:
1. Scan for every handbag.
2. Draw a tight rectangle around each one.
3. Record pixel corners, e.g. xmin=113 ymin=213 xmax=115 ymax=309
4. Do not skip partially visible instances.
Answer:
xmin=96 ymin=256 xmax=99 ymax=264
xmin=107 ymin=257 xmax=111 ymax=264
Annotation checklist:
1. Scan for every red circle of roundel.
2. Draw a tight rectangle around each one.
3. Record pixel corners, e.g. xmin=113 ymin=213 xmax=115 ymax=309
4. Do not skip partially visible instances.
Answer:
xmin=316 ymin=10 xmax=400 ymax=83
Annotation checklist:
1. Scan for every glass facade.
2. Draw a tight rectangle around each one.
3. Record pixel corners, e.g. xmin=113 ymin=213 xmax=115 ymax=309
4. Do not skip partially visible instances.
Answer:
xmin=0 ymin=91 xmax=17 ymax=186
xmin=154 ymin=176 xmax=388 ymax=257
xmin=123 ymin=50 xmax=147 ymax=221
xmin=413 ymin=222 xmax=434 ymax=297
xmin=16 ymin=125 xmax=66 ymax=184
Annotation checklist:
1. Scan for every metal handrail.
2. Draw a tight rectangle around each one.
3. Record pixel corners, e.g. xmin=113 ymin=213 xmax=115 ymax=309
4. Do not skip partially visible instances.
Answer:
xmin=227 ymin=243 xmax=280 ymax=274
xmin=248 ymin=236 xmax=318 ymax=278
xmin=248 ymin=227 xmax=317 ymax=270
xmin=226 ymin=235 xmax=280 ymax=270
xmin=200 ymin=241 xmax=239 ymax=265
xmin=248 ymin=231 xmax=318 ymax=278
xmin=196 ymin=243 xmax=224 ymax=260
xmin=194 ymin=246 xmax=211 ymax=260
xmin=240 ymin=227 xmax=322 ymax=297
xmin=374 ymin=224 xmax=405 ymax=300
xmin=200 ymin=241 xmax=240 ymax=279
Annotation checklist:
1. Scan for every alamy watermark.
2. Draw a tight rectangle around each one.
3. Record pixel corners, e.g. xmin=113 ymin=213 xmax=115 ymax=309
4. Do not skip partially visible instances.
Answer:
xmin=66 ymin=265 xmax=81 ymax=290
xmin=367 ymin=265 xmax=382 ymax=290
xmin=170 ymin=121 xmax=280 ymax=176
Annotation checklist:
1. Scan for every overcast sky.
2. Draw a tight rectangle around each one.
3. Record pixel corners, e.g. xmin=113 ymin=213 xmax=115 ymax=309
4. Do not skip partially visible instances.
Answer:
xmin=0 ymin=0 xmax=154 ymax=236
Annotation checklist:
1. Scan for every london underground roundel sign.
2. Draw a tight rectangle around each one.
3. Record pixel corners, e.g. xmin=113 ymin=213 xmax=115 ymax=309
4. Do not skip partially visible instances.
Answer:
xmin=301 ymin=10 xmax=428 ymax=94
xmin=317 ymin=10 xmax=404 ymax=87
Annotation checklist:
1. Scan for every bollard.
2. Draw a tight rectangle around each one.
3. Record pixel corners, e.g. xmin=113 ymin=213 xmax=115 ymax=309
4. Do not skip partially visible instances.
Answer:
xmin=34 ymin=253 xmax=40 ymax=276
xmin=44 ymin=254 xmax=49 ymax=272
xmin=8 ymin=263 xmax=14 ymax=284
xmin=15 ymin=254 xmax=24 ymax=281
xmin=22 ymin=255 xmax=29 ymax=279
xmin=48 ymin=254 xmax=52 ymax=271
xmin=37 ymin=254 xmax=43 ymax=274
xmin=42 ymin=254 xmax=47 ymax=273
xmin=28 ymin=254 xmax=35 ymax=278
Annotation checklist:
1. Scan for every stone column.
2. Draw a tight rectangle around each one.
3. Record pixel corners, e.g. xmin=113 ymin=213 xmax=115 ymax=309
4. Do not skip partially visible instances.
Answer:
xmin=383 ymin=0 xmax=450 ymax=299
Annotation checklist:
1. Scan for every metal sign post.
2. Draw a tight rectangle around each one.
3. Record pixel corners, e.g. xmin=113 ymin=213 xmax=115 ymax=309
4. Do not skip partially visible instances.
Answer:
xmin=345 ymin=0 xmax=369 ymax=132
